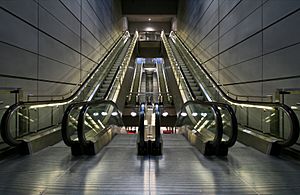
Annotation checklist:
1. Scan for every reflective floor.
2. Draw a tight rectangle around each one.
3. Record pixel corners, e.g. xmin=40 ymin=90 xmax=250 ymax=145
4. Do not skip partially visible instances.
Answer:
xmin=0 ymin=134 xmax=300 ymax=194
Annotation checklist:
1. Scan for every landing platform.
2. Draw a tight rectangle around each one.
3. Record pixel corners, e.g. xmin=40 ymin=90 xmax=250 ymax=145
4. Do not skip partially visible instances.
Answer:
xmin=0 ymin=134 xmax=300 ymax=194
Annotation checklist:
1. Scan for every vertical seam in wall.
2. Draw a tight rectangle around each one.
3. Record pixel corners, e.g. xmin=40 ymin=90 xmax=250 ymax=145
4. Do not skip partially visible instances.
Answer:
xmin=184 ymin=0 xmax=215 ymax=42
xmin=201 ymin=7 xmax=300 ymax=64
xmin=0 ymin=6 xmax=99 ymax=64
xmin=80 ymin=0 xmax=82 ymax=83
xmin=86 ymin=0 xmax=114 ymax=42
xmin=261 ymin=0 xmax=264 ymax=133
xmin=37 ymin=0 xmax=40 ymax=130
xmin=191 ymin=0 xmax=243 ymax=52
xmin=57 ymin=0 xmax=108 ymax=51
xmin=37 ymin=0 xmax=40 ymax=101
xmin=217 ymin=0 xmax=220 ymax=101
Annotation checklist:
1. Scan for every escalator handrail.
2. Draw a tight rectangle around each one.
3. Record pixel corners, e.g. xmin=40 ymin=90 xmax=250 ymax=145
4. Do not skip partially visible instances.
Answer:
xmin=171 ymin=32 xmax=300 ymax=148
xmin=138 ymin=103 xmax=145 ymax=145
xmin=0 ymin=32 xmax=128 ymax=146
xmin=163 ymin=35 xmax=195 ymax=102
xmin=155 ymin=103 xmax=161 ymax=145
xmin=77 ymin=100 xmax=123 ymax=146
xmin=92 ymin=36 xmax=130 ymax=101
xmin=63 ymin=31 xmax=137 ymax=148
xmin=208 ymin=102 xmax=238 ymax=148
xmin=163 ymin=32 xmax=223 ymax=147
xmin=104 ymin=33 xmax=138 ymax=100
xmin=170 ymin=41 xmax=237 ymax=147
xmin=61 ymin=101 xmax=88 ymax=146
xmin=61 ymin=35 xmax=132 ymax=147
xmin=177 ymin=100 xmax=223 ymax=148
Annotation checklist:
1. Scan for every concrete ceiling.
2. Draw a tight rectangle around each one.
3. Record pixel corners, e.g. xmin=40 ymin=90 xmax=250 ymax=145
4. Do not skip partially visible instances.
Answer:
xmin=121 ymin=0 xmax=178 ymax=15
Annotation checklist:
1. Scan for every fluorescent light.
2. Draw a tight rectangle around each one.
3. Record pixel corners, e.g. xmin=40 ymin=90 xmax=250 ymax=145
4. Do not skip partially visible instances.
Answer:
xmin=145 ymin=27 xmax=154 ymax=31
xmin=162 ymin=112 xmax=168 ymax=117
xmin=131 ymin=111 xmax=137 ymax=117
xmin=93 ymin=112 xmax=99 ymax=116
xmin=4 ymin=105 xmax=10 ymax=108
xmin=291 ymin=106 xmax=298 ymax=110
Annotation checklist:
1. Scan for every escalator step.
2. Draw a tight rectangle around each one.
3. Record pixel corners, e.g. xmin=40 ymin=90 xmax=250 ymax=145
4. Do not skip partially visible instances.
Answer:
xmin=194 ymin=92 xmax=202 ymax=96
xmin=191 ymin=86 xmax=199 ymax=91
xmin=189 ymin=83 xmax=197 ymax=87
xmin=187 ymin=79 xmax=195 ymax=83
xmin=93 ymin=97 xmax=103 ymax=100
xmin=99 ymin=88 xmax=107 ymax=93
xmin=102 ymin=83 xmax=110 ymax=88
xmin=196 ymin=96 xmax=205 ymax=101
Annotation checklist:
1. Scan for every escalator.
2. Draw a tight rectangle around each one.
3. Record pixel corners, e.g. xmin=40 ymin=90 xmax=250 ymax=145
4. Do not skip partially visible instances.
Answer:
xmin=61 ymin=31 xmax=138 ymax=155
xmin=93 ymin=39 xmax=132 ymax=100
xmin=137 ymin=103 xmax=162 ymax=155
xmin=165 ymin=31 xmax=300 ymax=155
xmin=0 ymin=31 xmax=137 ymax=154
xmin=162 ymin=32 xmax=238 ymax=156
xmin=168 ymin=40 xmax=205 ymax=101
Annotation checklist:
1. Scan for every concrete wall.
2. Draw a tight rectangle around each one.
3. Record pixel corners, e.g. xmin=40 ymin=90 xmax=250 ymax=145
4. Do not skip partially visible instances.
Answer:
xmin=0 ymin=0 xmax=122 ymax=103
xmin=177 ymin=0 xmax=300 ymax=103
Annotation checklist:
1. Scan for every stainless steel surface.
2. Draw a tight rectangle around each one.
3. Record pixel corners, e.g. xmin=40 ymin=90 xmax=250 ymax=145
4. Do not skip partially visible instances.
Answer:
xmin=0 ymin=134 xmax=300 ymax=194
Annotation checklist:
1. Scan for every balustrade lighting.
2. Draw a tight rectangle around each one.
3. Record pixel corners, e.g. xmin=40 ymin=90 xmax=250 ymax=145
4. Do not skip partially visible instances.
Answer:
xmin=192 ymin=112 xmax=198 ymax=117
xmin=101 ymin=112 xmax=108 ymax=116
xmin=168 ymin=31 xmax=276 ymax=111
xmin=162 ymin=112 xmax=168 ymax=117
xmin=180 ymin=112 xmax=187 ymax=117
xmin=111 ymin=111 xmax=118 ymax=116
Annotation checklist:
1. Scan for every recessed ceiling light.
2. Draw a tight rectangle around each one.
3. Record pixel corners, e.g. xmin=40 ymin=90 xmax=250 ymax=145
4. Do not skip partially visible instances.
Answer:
xmin=148 ymin=18 xmax=151 ymax=21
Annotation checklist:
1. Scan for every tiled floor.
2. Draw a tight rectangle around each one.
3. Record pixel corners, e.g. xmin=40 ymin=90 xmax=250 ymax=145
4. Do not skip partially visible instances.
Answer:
xmin=0 ymin=134 xmax=300 ymax=194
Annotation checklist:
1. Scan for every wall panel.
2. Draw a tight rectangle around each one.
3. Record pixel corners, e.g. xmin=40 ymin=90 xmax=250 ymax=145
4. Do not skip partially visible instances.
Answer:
xmin=0 ymin=0 xmax=122 ymax=101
